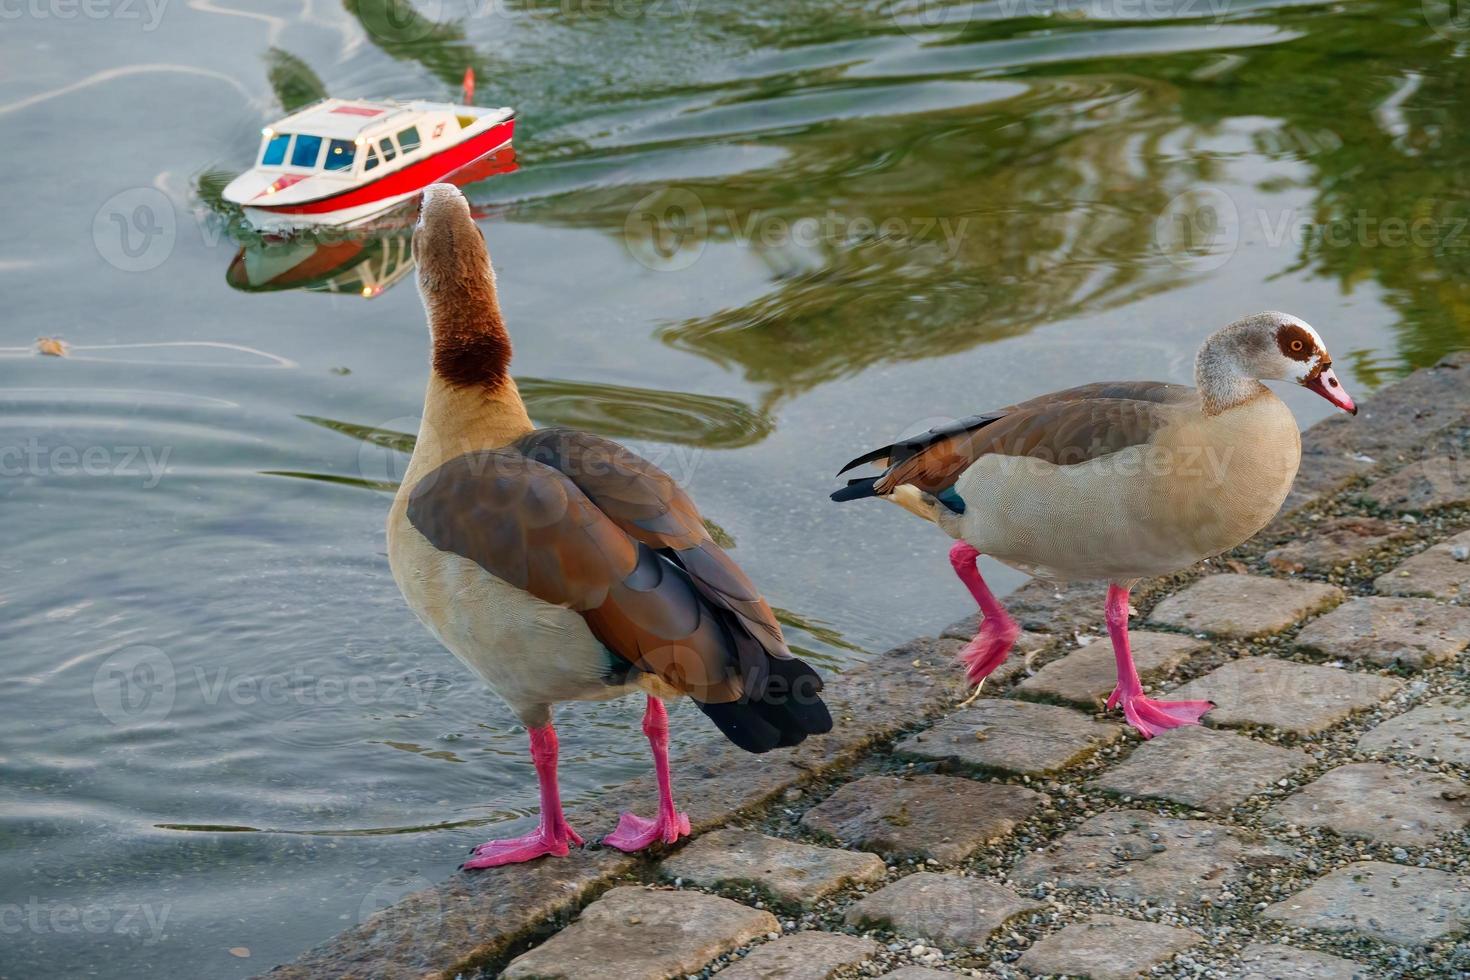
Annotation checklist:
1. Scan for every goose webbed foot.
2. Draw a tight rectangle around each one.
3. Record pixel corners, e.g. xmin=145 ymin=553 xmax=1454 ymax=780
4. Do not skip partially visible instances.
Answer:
xmin=1107 ymin=687 xmax=1215 ymax=739
xmin=957 ymin=617 xmax=1020 ymax=688
xmin=602 ymin=809 xmax=691 ymax=852
xmin=603 ymin=695 xmax=691 ymax=852
xmin=462 ymin=822 xmax=586 ymax=869
xmin=948 ymin=542 xmax=1020 ymax=689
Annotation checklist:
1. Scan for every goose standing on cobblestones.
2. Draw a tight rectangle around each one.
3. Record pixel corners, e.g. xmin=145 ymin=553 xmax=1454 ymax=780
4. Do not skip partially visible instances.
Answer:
xmin=389 ymin=185 xmax=831 ymax=868
xmin=831 ymin=313 xmax=1356 ymax=737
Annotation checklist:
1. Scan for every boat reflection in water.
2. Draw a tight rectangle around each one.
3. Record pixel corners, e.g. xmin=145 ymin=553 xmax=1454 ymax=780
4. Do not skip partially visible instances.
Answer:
xmin=223 ymin=144 xmax=516 ymax=299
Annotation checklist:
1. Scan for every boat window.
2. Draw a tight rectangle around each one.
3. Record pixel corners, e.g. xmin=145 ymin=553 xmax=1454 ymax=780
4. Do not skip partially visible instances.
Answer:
xmin=291 ymin=134 xmax=324 ymax=168
xmin=396 ymin=126 xmax=422 ymax=154
xmin=324 ymin=139 xmax=356 ymax=171
xmin=378 ymin=137 xmax=398 ymax=163
xmin=363 ymin=145 xmax=380 ymax=172
xmin=261 ymin=133 xmax=291 ymax=166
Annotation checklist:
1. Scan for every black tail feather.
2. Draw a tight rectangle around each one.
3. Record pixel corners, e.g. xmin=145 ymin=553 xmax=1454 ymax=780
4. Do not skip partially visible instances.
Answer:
xmin=836 ymin=445 xmax=898 ymax=476
xmin=829 ymin=476 xmax=880 ymax=503
xmin=697 ymin=656 xmax=831 ymax=754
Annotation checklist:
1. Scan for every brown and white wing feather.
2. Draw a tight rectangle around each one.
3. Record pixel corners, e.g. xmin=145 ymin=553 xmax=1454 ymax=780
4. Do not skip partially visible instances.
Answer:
xmin=405 ymin=448 xmax=749 ymax=704
xmin=512 ymin=428 xmax=787 ymax=660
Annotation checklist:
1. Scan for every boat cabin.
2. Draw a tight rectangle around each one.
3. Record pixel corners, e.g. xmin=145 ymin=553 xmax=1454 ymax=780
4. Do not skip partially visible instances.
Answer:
xmin=254 ymin=99 xmax=479 ymax=181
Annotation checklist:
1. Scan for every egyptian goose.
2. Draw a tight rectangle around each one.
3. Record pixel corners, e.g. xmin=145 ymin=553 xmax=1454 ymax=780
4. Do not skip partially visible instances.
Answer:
xmin=389 ymin=185 xmax=831 ymax=868
xmin=832 ymin=313 xmax=1356 ymax=737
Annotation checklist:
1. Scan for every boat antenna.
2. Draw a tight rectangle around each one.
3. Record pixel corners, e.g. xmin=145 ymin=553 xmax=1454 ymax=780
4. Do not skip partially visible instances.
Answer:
xmin=462 ymin=67 xmax=475 ymax=106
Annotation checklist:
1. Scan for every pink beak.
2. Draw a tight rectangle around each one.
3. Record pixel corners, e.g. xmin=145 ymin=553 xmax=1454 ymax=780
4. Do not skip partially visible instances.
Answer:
xmin=1304 ymin=366 xmax=1356 ymax=415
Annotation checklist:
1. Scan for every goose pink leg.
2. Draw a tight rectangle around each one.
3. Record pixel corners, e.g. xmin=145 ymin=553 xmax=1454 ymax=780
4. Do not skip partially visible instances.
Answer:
xmin=463 ymin=724 xmax=584 ymax=869
xmin=603 ymin=696 xmax=691 ymax=852
xmin=949 ymin=542 xmax=1021 ymax=687
xmin=1104 ymin=583 xmax=1214 ymax=738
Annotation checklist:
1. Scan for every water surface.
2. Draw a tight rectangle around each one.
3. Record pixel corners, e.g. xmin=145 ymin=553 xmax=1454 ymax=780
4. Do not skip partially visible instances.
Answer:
xmin=3 ymin=0 xmax=1468 ymax=974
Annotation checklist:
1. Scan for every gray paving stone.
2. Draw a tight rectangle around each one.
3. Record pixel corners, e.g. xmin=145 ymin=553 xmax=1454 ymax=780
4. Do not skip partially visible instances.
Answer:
xmin=1018 ymin=632 xmax=1207 ymax=708
xmin=843 ymin=872 xmax=1042 ymax=948
xmin=502 ymin=885 xmax=777 ymax=980
xmin=1358 ymin=696 xmax=1470 ymax=764
xmin=1295 ymin=596 xmax=1470 ymax=668
xmin=1166 ymin=657 xmax=1402 ymax=735
xmin=1359 ymin=455 xmax=1470 ymax=513
xmin=1016 ymin=914 xmax=1202 ymax=980
xmin=1147 ymin=574 xmax=1342 ymax=638
xmin=1011 ymin=809 xmax=1290 ymax=906
xmin=800 ymin=774 xmax=1041 ymax=864
xmin=1266 ymin=762 xmax=1470 ymax=846
xmin=877 ymin=969 xmax=972 ymax=980
xmin=1263 ymin=861 xmax=1470 ymax=946
xmin=660 ymin=829 xmax=885 ymax=906
xmin=1264 ymin=516 xmax=1412 ymax=575
xmin=1087 ymin=726 xmax=1311 ymax=812
xmin=1375 ymin=530 xmax=1470 ymax=602
xmin=895 ymin=699 xmax=1121 ymax=776
xmin=718 ymin=932 xmax=881 ymax=980
xmin=1234 ymin=942 xmax=1370 ymax=979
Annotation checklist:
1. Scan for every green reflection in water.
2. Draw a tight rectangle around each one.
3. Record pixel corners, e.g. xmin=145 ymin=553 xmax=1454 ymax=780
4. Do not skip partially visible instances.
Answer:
xmin=342 ymin=0 xmax=494 ymax=89
xmin=264 ymin=46 xmax=329 ymax=112
xmin=510 ymin=1 xmax=1468 ymax=403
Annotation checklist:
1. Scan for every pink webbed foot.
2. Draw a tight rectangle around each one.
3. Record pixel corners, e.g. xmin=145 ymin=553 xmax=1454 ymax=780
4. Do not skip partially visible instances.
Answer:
xmin=602 ymin=809 xmax=690 ymax=853
xmin=462 ymin=822 xmax=586 ymax=869
xmin=1107 ymin=688 xmax=1215 ymax=739
xmin=957 ymin=617 xmax=1020 ymax=688
xmin=947 ymin=542 xmax=1020 ymax=688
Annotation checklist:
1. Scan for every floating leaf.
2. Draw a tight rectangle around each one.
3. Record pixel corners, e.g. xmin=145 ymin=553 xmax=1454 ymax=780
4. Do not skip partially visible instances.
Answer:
xmin=36 ymin=338 xmax=69 ymax=357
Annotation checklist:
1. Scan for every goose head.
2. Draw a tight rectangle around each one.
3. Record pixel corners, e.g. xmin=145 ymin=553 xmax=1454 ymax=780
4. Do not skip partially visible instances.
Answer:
xmin=413 ymin=183 xmax=490 ymax=299
xmin=1197 ymin=311 xmax=1356 ymax=416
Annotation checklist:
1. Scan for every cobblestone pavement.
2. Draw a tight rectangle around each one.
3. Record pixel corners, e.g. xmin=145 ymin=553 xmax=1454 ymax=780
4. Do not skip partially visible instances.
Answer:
xmin=265 ymin=353 xmax=1470 ymax=980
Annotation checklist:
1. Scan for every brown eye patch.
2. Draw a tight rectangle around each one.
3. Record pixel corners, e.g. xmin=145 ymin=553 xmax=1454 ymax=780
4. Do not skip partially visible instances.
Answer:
xmin=1276 ymin=323 xmax=1316 ymax=361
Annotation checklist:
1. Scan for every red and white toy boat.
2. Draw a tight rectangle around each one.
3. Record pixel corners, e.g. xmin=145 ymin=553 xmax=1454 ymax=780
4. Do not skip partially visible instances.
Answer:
xmin=224 ymin=71 xmax=513 ymax=231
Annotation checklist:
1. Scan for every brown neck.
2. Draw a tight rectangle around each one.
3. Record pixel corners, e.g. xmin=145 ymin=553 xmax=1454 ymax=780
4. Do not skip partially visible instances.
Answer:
xmin=425 ymin=271 xmax=512 ymax=391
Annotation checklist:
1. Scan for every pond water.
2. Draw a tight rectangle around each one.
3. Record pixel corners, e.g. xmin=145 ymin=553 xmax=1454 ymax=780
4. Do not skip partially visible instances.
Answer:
xmin=2 ymin=0 xmax=1468 ymax=974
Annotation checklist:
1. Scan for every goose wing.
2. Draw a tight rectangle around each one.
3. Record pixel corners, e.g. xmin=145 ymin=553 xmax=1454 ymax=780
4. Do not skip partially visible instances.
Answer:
xmin=837 ymin=381 xmax=1196 ymax=497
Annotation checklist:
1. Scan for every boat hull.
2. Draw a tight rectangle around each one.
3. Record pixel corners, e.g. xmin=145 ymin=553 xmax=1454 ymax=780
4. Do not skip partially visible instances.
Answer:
xmin=235 ymin=118 xmax=515 ymax=232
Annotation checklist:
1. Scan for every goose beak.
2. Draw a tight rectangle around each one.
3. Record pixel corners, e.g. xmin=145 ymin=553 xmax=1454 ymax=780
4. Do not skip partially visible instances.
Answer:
xmin=1304 ymin=366 xmax=1356 ymax=415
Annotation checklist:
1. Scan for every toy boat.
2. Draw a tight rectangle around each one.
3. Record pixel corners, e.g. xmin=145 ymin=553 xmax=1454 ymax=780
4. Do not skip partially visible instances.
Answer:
xmin=223 ymin=72 xmax=513 ymax=231
xmin=224 ymin=145 xmax=518 ymax=299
